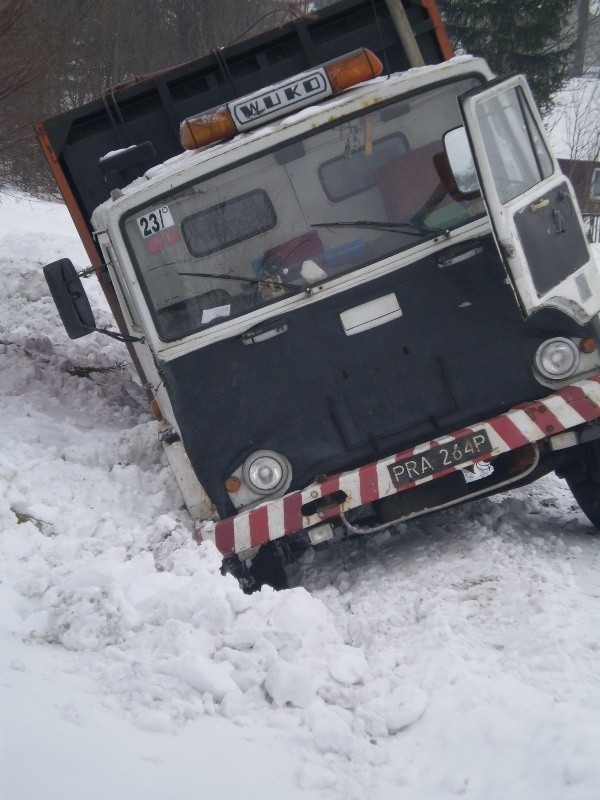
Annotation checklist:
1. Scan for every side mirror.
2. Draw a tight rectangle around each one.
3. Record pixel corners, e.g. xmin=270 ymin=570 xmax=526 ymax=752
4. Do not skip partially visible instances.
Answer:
xmin=442 ymin=127 xmax=481 ymax=199
xmin=44 ymin=258 xmax=95 ymax=339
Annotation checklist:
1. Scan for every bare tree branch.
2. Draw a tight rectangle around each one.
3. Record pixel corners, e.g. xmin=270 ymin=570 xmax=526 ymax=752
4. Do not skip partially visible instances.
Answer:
xmin=546 ymin=77 xmax=600 ymax=163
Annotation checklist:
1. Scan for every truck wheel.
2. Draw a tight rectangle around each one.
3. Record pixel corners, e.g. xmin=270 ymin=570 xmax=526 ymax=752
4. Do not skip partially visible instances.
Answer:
xmin=247 ymin=542 xmax=289 ymax=591
xmin=564 ymin=442 xmax=600 ymax=530
xmin=221 ymin=542 xmax=289 ymax=593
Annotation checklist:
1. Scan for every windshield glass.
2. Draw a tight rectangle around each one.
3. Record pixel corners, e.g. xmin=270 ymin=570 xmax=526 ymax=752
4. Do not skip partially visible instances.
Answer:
xmin=123 ymin=77 xmax=484 ymax=341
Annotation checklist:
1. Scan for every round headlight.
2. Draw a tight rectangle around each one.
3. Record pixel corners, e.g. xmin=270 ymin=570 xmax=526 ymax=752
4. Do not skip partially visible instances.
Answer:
xmin=534 ymin=337 xmax=580 ymax=380
xmin=242 ymin=450 xmax=292 ymax=496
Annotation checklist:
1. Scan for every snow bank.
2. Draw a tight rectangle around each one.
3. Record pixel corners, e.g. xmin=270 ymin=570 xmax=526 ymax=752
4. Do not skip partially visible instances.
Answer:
xmin=2 ymin=191 xmax=600 ymax=800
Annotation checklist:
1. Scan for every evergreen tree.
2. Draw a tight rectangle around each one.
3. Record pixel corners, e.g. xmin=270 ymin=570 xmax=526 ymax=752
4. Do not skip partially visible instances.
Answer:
xmin=438 ymin=0 xmax=576 ymax=113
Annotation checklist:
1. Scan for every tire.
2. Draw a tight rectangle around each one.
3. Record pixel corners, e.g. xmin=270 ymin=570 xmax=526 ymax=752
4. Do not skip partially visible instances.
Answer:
xmin=222 ymin=542 xmax=289 ymax=593
xmin=247 ymin=542 xmax=289 ymax=592
xmin=564 ymin=442 xmax=600 ymax=530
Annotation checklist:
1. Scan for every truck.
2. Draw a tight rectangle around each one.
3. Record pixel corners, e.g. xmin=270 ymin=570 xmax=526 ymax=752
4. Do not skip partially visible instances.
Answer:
xmin=38 ymin=0 xmax=600 ymax=590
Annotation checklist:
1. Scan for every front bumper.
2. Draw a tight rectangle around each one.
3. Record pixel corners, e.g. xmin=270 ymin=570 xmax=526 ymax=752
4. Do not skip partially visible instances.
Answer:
xmin=196 ymin=375 xmax=600 ymax=557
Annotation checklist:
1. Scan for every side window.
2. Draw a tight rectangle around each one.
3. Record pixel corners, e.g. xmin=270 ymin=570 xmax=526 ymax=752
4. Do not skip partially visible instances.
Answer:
xmin=102 ymin=241 xmax=141 ymax=328
xmin=181 ymin=189 xmax=277 ymax=257
xmin=318 ymin=134 xmax=409 ymax=202
xmin=520 ymin=96 xmax=553 ymax=180
xmin=474 ymin=86 xmax=554 ymax=203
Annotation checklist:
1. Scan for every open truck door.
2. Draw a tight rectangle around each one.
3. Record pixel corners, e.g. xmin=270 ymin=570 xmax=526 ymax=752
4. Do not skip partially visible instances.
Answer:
xmin=455 ymin=74 xmax=600 ymax=325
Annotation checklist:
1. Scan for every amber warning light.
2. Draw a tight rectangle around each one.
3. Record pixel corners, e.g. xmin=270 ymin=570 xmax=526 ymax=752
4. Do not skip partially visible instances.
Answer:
xmin=180 ymin=48 xmax=384 ymax=150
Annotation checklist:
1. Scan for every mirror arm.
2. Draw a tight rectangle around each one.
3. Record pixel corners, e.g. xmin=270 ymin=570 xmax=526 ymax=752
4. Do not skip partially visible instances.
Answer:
xmin=81 ymin=322 xmax=145 ymax=344
xmin=76 ymin=264 xmax=144 ymax=343
xmin=78 ymin=265 xmax=104 ymax=278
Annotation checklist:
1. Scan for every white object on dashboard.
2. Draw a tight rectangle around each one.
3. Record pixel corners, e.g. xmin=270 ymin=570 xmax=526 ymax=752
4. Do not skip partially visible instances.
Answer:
xmin=301 ymin=260 xmax=328 ymax=282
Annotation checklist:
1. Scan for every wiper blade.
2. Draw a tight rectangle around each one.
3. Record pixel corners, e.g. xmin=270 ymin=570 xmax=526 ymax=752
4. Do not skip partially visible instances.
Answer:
xmin=178 ymin=271 xmax=306 ymax=294
xmin=311 ymin=220 xmax=449 ymax=238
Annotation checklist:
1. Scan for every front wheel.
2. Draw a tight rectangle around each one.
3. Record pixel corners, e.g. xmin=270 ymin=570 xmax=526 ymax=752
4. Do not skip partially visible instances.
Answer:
xmin=247 ymin=541 xmax=289 ymax=591
xmin=563 ymin=441 xmax=600 ymax=529
xmin=222 ymin=541 xmax=289 ymax=593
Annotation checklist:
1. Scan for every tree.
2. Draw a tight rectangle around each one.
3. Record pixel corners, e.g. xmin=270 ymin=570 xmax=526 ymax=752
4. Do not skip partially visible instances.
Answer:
xmin=0 ymin=1 xmax=43 ymax=157
xmin=438 ymin=0 xmax=577 ymax=113
xmin=545 ymin=76 xmax=600 ymax=240
xmin=0 ymin=0 xmax=293 ymax=192
xmin=572 ymin=0 xmax=590 ymax=75
xmin=546 ymin=77 xmax=600 ymax=163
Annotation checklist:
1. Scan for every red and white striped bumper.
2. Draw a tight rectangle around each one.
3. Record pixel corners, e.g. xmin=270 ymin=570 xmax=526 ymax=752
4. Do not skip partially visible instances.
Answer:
xmin=196 ymin=375 xmax=600 ymax=557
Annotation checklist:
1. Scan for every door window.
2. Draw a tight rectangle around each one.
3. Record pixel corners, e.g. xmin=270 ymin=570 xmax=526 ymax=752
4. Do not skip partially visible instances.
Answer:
xmin=474 ymin=86 xmax=553 ymax=203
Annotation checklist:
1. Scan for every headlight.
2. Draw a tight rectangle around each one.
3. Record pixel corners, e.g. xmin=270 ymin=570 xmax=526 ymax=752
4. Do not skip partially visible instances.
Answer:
xmin=242 ymin=450 xmax=292 ymax=496
xmin=534 ymin=337 xmax=580 ymax=380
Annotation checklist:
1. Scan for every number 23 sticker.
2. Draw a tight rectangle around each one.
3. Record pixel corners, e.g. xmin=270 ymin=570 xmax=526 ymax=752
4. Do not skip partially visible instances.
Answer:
xmin=137 ymin=206 xmax=175 ymax=238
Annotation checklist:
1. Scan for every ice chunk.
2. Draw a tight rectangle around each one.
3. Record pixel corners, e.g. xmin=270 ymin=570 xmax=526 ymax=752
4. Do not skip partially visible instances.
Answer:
xmin=158 ymin=652 xmax=238 ymax=702
xmin=328 ymin=646 xmax=369 ymax=686
xmin=134 ymin=709 xmax=176 ymax=733
xmin=384 ymin=686 xmax=429 ymax=734
xmin=308 ymin=703 xmax=354 ymax=755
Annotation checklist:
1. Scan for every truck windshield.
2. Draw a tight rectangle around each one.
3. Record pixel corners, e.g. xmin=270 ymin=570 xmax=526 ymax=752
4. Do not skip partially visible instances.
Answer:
xmin=123 ymin=76 xmax=484 ymax=341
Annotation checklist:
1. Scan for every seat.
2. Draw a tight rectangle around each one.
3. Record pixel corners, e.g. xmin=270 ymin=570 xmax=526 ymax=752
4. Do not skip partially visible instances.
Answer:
xmin=373 ymin=141 xmax=448 ymax=222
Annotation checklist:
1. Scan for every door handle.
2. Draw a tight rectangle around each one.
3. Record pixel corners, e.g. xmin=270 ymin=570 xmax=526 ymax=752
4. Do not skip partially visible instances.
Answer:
xmin=438 ymin=241 xmax=483 ymax=268
xmin=552 ymin=208 xmax=566 ymax=235
xmin=241 ymin=319 xmax=288 ymax=345
xmin=531 ymin=198 xmax=549 ymax=212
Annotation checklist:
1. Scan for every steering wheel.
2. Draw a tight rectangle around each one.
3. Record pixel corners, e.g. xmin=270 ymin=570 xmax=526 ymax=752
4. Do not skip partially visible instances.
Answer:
xmin=194 ymin=288 xmax=231 ymax=309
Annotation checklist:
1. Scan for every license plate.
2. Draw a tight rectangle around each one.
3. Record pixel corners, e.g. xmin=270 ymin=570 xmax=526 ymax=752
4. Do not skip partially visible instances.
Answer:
xmin=388 ymin=431 xmax=493 ymax=488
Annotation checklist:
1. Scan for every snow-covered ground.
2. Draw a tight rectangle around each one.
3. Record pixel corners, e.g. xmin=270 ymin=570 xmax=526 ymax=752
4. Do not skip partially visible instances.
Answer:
xmin=1 ymin=191 xmax=600 ymax=800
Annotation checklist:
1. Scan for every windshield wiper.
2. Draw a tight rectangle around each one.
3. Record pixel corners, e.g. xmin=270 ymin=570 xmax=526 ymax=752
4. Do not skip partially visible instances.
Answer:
xmin=178 ymin=270 xmax=306 ymax=294
xmin=311 ymin=220 xmax=450 ymax=238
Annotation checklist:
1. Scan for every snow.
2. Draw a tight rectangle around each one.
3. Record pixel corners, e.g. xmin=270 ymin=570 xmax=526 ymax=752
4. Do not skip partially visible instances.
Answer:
xmin=99 ymin=145 xmax=142 ymax=162
xmin=1 ymin=190 xmax=600 ymax=799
